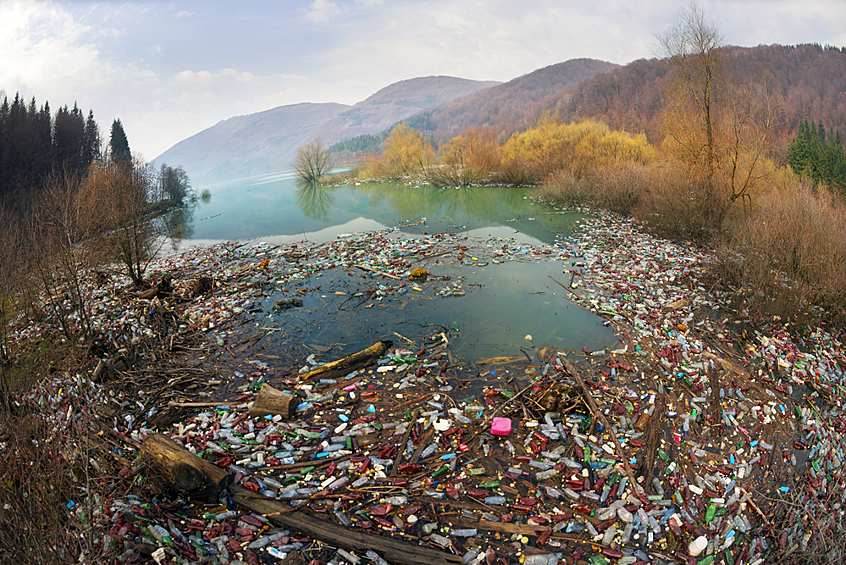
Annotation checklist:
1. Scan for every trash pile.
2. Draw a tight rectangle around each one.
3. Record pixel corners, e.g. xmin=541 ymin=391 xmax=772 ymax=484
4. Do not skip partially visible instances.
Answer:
xmin=5 ymin=212 xmax=846 ymax=565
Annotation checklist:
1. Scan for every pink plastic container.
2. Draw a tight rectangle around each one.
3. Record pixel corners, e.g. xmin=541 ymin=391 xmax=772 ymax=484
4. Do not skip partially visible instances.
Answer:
xmin=491 ymin=417 xmax=512 ymax=436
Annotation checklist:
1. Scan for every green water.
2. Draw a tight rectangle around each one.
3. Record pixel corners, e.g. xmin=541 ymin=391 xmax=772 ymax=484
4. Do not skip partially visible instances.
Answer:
xmin=181 ymin=172 xmax=619 ymax=360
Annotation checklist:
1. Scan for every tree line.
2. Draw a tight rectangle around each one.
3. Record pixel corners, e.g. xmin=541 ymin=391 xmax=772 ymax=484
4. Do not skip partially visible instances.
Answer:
xmin=787 ymin=119 xmax=846 ymax=192
xmin=1 ymin=91 xmax=194 ymax=362
xmin=0 ymin=93 xmax=103 ymax=208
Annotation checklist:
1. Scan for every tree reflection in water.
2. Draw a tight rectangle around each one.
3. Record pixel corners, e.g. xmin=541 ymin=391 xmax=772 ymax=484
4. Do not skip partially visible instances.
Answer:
xmin=161 ymin=202 xmax=197 ymax=253
xmin=296 ymin=181 xmax=335 ymax=222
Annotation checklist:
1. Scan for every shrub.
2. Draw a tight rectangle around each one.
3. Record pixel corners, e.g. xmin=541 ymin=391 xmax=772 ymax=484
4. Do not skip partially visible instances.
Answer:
xmin=592 ymin=161 xmax=650 ymax=216
xmin=715 ymin=179 xmax=846 ymax=324
xmin=633 ymin=164 xmax=729 ymax=242
xmin=537 ymin=169 xmax=591 ymax=206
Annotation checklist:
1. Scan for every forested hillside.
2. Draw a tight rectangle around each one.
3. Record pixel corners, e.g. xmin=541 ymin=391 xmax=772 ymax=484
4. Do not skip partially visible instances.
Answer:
xmin=543 ymin=44 xmax=846 ymax=159
xmin=407 ymin=59 xmax=619 ymax=143
xmin=0 ymin=94 xmax=100 ymax=208
xmin=331 ymin=59 xmax=617 ymax=163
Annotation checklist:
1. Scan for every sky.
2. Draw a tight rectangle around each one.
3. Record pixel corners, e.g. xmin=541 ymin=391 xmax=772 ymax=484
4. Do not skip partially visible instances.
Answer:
xmin=2 ymin=0 xmax=845 ymax=160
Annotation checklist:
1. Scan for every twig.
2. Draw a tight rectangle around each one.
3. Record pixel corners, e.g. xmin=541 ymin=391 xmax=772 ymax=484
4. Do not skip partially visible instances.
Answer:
xmin=392 ymin=331 xmax=414 ymax=344
xmin=561 ymin=358 xmax=639 ymax=495
xmin=355 ymin=264 xmax=401 ymax=280
xmin=737 ymin=486 xmax=771 ymax=526
xmin=391 ymin=409 xmax=419 ymax=477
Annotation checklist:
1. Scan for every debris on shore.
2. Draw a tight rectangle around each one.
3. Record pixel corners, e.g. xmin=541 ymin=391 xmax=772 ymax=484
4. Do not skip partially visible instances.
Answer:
xmin=3 ymin=212 xmax=844 ymax=565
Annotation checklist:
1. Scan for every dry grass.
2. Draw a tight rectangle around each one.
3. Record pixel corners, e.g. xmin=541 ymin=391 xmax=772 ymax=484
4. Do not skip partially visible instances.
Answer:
xmin=538 ymin=153 xmax=846 ymax=327
xmin=536 ymin=169 xmax=591 ymax=205
xmin=632 ymin=164 xmax=730 ymax=242
xmin=540 ymin=160 xmax=726 ymax=241
xmin=715 ymin=180 xmax=846 ymax=324
xmin=592 ymin=161 xmax=650 ymax=216
xmin=0 ymin=352 xmax=118 ymax=565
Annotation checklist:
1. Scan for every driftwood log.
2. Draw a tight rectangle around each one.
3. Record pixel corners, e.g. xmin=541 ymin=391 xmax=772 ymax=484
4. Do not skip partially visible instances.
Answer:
xmin=138 ymin=435 xmax=460 ymax=565
xmin=250 ymin=383 xmax=298 ymax=419
xmin=139 ymin=433 xmax=231 ymax=498
xmin=299 ymin=339 xmax=392 ymax=381
xmin=230 ymin=484 xmax=461 ymax=565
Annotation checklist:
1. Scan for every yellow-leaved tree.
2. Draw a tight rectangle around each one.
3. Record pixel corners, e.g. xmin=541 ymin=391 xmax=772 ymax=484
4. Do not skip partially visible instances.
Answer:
xmin=501 ymin=115 xmax=654 ymax=185
xmin=428 ymin=126 xmax=502 ymax=187
xmin=379 ymin=124 xmax=435 ymax=179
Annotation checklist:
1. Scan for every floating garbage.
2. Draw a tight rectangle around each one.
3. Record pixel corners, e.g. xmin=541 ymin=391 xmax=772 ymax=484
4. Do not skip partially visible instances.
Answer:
xmin=5 ymin=210 xmax=846 ymax=565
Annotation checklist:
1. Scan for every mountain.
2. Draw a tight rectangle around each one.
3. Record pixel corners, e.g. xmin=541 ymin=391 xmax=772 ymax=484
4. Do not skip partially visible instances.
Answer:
xmin=157 ymin=102 xmax=348 ymax=184
xmin=158 ymin=47 xmax=844 ymax=182
xmin=403 ymin=58 xmax=620 ymax=145
xmin=540 ymin=44 xmax=846 ymax=155
xmin=155 ymin=76 xmax=499 ymax=184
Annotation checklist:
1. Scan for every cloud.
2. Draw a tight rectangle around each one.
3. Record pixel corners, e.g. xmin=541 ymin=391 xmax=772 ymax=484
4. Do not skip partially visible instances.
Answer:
xmin=301 ymin=0 xmax=343 ymax=24
xmin=0 ymin=1 xmax=101 ymax=93
xmin=3 ymin=0 xmax=845 ymax=161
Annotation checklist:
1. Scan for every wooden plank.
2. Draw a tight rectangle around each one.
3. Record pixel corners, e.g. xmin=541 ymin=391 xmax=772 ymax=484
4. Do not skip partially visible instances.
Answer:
xmin=561 ymin=358 xmax=639 ymax=495
xmin=391 ymin=408 xmax=418 ymax=477
xmin=139 ymin=435 xmax=459 ymax=565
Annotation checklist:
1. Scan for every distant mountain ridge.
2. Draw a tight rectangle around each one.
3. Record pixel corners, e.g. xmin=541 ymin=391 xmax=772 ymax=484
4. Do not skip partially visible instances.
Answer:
xmin=329 ymin=58 xmax=619 ymax=161
xmin=406 ymin=58 xmax=620 ymax=144
xmin=155 ymin=76 xmax=499 ymax=184
xmin=156 ymin=47 xmax=845 ymax=183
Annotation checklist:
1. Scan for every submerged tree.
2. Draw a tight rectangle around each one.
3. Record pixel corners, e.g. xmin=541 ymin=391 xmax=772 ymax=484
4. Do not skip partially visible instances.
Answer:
xmin=293 ymin=138 xmax=332 ymax=183
xmin=159 ymin=163 xmax=192 ymax=203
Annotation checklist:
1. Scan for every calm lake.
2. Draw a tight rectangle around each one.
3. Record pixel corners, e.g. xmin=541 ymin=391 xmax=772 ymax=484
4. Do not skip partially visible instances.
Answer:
xmin=173 ymin=172 xmax=620 ymax=361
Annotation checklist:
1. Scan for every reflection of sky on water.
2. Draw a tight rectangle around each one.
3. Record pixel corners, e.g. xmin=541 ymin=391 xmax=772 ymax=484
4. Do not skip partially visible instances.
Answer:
xmin=257 ymin=253 xmax=619 ymax=362
xmin=182 ymin=172 xmax=586 ymax=247
xmin=171 ymin=172 xmax=618 ymax=360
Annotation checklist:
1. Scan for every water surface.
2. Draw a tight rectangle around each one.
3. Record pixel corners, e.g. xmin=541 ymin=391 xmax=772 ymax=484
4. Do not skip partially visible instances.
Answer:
xmin=178 ymin=173 xmax=619 ymax=360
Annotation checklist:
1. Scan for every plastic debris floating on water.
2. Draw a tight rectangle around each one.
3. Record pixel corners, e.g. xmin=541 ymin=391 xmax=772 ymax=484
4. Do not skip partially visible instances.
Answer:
xmin=6 ymin=207 xmax=846 ymax=564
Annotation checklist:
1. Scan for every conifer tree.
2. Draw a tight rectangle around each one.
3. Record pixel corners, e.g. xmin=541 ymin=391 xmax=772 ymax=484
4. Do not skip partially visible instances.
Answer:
xmin=109 ymin=119 xmax=131 ymax=164
xmin=83 ymin=110 xmax=100 ymax=169
xmin=788 ymin=120 xmax=809 ymax=176
xmin=788 ymin=118 xmax=846 ymax=193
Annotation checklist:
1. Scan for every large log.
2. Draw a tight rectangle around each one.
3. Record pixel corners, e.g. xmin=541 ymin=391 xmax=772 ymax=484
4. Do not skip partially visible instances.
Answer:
xmin=139 ymin=433 xmax=231 ymax=498
xmin=230 ymin=485 xmax=461 ymax=565
xmin=251 ymin=383 xmax=298 ymax=419
xmin=299 ymin=339 xmax=392 ymax=382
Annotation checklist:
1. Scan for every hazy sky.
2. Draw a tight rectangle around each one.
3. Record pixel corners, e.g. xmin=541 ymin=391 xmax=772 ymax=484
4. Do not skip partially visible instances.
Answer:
xmin=2 ymin=0 xmax=844 ymax=160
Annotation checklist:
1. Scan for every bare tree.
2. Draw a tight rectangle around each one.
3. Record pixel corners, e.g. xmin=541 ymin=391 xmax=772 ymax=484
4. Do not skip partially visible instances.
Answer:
xmin=79 ymin=159 xmax=162 ymax=286
xmin=656 ymin=2 xmax=725 ymax=177
xmin=656 ymin=1 xmax=777 ymax=223
xmin=293 ymin=138 xmax=332 ymax=183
